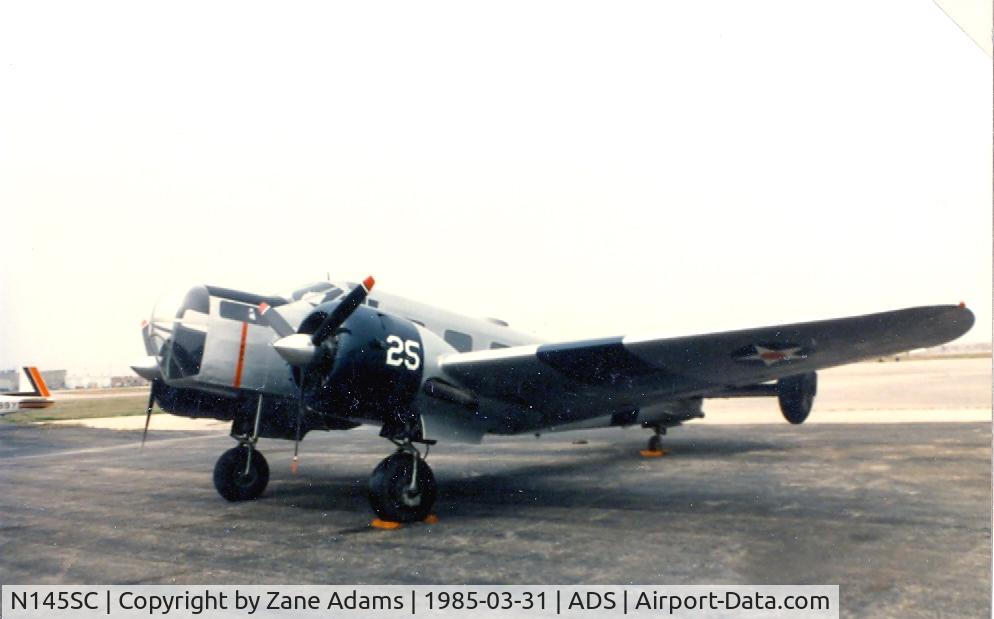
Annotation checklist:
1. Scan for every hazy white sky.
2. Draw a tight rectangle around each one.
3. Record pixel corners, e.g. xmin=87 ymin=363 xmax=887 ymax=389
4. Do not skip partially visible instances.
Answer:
xmin=1 ymin=0 xmax=990 ymax=375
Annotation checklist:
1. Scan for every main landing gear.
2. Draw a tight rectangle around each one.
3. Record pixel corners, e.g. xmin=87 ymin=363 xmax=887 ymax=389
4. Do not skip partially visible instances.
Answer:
xmin=209 ymin=394 xmax=438 ymax=521
xmin=368 ymin=439 xmax=438 ymax=523
xmin=641 ymin=425 xmax=667 ymax=457
xmin=778 ymin=372 xmax=817 ymax=424
xmin=214 ymin=395 xmax=269 ymax=501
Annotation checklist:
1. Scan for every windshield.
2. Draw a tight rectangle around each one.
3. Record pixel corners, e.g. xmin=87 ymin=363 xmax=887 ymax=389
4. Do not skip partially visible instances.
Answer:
xmin=148 ymin=285 xmax=209 ymax=380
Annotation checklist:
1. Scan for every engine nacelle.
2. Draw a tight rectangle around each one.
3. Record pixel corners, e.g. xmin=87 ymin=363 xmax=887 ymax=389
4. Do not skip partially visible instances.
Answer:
xmin=296 ymin=304 xmax=426 ymax=425
xmin=777 ymin=372 xmax=817 ymax=424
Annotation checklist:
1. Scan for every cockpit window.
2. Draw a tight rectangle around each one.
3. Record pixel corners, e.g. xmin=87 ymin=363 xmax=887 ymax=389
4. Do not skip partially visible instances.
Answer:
xmin=178 ymin=286 xmax=210 ymax=316
xmin=148 ymin=285 xmax=210 ymax=380
xmin=320 ymin=288 xmax=343 ymax=303
xmin=204 ymin=286 xmax=288 ymax=308
xmin=292 ymin=282 xmax=335 ymax=300
xmin=161 ymin=325 xmax=206 ymax=379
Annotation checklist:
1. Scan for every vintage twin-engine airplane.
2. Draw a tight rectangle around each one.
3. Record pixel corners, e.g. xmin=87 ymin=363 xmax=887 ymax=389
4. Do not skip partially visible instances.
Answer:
xmin=131 ymin=277 xmax=974 ymax=522
xmin=0 ymin=367 xmax=54 ymax=416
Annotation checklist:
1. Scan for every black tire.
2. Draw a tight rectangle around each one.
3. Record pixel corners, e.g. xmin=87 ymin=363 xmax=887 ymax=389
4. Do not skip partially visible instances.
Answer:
xmin=213 ymin=447 xmax=269 ymax=501
xmin=777 ymin=372 xmax=818 ymax=424
xmin=368 ymin=451 xmax=437 ymax=523
xmin=647 ymin=434 xmax=663 ymax=452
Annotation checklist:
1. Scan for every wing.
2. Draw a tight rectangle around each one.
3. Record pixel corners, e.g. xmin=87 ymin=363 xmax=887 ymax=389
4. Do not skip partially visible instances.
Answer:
xmin=438 ymin=304 xmax=974 ymax=423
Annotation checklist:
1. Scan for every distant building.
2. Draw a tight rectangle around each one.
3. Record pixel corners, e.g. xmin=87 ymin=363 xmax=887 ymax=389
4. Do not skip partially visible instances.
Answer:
xmin=41 ymin=369 xmax=67 ymax=390
xmin=111 ymin=375 xmax=148 ymax=388
xmin=66 ymin=375 xmax=112 ymax=389
xmin=0 ymin=369 xmax=18 ymax=392
xmin=0 ymin=368 xmax=67 ymax=392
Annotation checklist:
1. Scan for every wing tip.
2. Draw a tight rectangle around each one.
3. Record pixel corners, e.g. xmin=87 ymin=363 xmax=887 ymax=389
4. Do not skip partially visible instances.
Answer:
xmin=940 ymin=302 xmax=975 ymax=341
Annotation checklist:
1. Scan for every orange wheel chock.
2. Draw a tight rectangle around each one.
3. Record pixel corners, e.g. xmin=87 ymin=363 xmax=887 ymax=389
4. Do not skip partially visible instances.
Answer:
xmin=371 ymin=518 xmax=403 ymax=530
xmin=640 ymin=449 xmax=667 ymax=458
xmin=423 ymin=514 xmax=440 ymax=524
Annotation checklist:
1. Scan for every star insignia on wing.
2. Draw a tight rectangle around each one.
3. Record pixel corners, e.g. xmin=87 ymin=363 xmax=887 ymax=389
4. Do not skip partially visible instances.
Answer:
xmin=735 ymin=344 xmax=806 ymax=366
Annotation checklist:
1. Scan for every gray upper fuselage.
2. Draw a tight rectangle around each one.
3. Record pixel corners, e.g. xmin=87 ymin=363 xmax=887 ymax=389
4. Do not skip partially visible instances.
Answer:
xmin=140 ymin=280 xmax=700 ymax=441
xmin=352 ymin=284 xmax=542 ymax=352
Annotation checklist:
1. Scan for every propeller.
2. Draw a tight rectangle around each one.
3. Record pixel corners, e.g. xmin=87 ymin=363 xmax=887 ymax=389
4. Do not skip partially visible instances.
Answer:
xmin=310 ymin=276 xmax=375 ymax=346
xmin=271 ymin=277 xmax=375 ymax=367
xmin=273 ymin=276 xmax=375 ymax=473
xmin=140 ymin=381 xmax=156 ymax=448
xmin=138 ymin=317 xmax=161 ymax=449
xmin=291 ymin=375 xmax=305 ymax=473
xmin=140 ymin=320 xmax=159 ymax=355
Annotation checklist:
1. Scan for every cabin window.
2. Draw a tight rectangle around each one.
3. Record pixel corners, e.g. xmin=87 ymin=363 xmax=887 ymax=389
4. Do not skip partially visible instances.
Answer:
xmin=490 ymin=342 xmax=509 ymax=349
xmin=367 ymin=298 xmax=379 ymax=308
xmin=321 ymin=288 xmax=342 ymax=303
xmin=219 ymin=300 xmax=263 ymax=324
xmin=444 ymin=330 xmax=473 ymax=353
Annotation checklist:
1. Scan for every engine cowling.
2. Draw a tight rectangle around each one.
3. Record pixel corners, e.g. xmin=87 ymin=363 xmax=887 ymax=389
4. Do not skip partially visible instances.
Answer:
xmin=777 ymin=372 xmax=817 ymax=424
xmin=296 ymin=303 xmax=425 ymax=425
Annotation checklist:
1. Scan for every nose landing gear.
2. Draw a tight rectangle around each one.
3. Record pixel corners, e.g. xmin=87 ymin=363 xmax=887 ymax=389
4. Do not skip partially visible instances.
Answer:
xmin=368 ymin=440 xmax=438 ymax=523
xmin=213 ymin=394 xmax=269 ymax=501
xmin=213 ymin=446 xmax=270 ymax=501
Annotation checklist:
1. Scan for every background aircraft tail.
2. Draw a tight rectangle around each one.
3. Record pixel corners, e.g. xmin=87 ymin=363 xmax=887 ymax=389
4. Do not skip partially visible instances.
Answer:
xmin=14 ymin=367 xmax=52 ymax=397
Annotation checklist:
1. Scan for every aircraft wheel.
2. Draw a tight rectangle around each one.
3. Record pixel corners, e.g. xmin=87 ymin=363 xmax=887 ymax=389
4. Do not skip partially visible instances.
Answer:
xmin=368 ymin=451 xmax=437 ymax=523
xmin=213 ymin=446 xmax=269 ymax=501
xmin=778 ymin=372 xmax=817 ymax=424
xmin=647 ymin=434 xmax=663 ymax=452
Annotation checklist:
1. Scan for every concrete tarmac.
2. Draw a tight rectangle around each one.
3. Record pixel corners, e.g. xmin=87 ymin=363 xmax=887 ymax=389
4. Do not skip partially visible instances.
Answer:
xmin=0 ymin=420 xmax=989 ymax=618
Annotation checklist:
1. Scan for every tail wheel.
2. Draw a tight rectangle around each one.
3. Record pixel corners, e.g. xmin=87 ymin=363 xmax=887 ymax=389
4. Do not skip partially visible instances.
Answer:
xmin=213 ymin=447 xmax=269 ymax=501
xmin=368 ymin=451 xmax=437 ymax=523
xmin=778 ymin=372 xmax=817 ymax=424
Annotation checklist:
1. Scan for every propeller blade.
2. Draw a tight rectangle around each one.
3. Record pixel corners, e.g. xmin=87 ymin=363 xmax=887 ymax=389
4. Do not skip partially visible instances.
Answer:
xmin=140 ymin=320 xmax=158 ymax=355
xmin=257 ymin=302 xmax=295 ymax=338
xmin=291 ymin=377 xmax=305 ymax=473
xmin=140 ymin=383 xmax=155 ymax=448
xmin=310 ymin=276 xmax=374 ymax=346
xmin=131 ymin=356 xmax=163 ymax=381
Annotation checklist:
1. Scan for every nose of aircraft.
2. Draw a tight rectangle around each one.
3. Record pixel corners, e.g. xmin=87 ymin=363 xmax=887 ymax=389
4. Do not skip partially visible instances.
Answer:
xmin=146 ymin=285 xmax=210 ymax=380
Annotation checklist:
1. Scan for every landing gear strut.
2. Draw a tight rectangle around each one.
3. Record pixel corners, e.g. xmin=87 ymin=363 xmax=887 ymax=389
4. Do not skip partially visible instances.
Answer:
xmin=213 ymin=395 xmax=270 ymax=501
xmin=641 ymin=425 xmax=667 ymax=456
xmin=368 ymin=439 xmax=438 ymax=523
xmin=647 ymin=429 xmax=664 ymax=453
